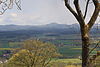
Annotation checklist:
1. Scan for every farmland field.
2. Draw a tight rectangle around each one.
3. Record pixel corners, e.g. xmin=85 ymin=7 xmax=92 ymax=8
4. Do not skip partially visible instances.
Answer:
xmin=0 ymin=33 xmax=98 ymax=58
xmin=58 ymin=46 xmax=82 ymax=58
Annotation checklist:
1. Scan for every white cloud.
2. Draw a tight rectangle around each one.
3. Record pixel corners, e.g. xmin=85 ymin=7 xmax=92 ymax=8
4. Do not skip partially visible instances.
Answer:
xmin=10 ymin=13 xmax=17 ymax=17
xmin=0 ymin=18 xmax=4 ymax=22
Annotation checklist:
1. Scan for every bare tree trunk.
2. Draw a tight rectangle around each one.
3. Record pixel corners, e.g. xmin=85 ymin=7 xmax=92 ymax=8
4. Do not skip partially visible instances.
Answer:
xmin=80 ymin=25 xmax=90 ymax=67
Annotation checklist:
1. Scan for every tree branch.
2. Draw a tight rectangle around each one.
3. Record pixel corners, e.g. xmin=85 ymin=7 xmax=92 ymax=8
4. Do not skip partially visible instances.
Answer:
xmin=15 ymin=0 xmax=21 ymax=10
xmin=64 ymin=0 xmax=85 ymax=26
xmin=89 ymin=41 xmax=100 ymax=55
xmin=88 ymin=0 xmax=100 ymax=30
xmin=64 ymin=0 xmax=79 ymax=21
xmin=64 ymin=0 xmax=78 ymax=17
xmin=74 ymin=0 xmax=85 ymax=26
xmin=44 ymin=58 xmax=52 ymax=67
xmin=84 ymin=0 xmax=90 ymax=19
xmin=0 ymin=0 xmax=21 ymax=15
xmin=74 ymin=0 xmax=84 ymax=20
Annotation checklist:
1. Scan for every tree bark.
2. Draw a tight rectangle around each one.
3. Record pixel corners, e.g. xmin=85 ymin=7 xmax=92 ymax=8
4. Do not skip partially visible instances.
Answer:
xmin=80 ymin=24 xmax=90 ymax=67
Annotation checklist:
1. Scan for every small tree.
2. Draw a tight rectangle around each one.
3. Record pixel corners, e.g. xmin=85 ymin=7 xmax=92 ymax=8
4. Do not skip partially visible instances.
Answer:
xmin=8 ymin=40 xmax=61 ymax=67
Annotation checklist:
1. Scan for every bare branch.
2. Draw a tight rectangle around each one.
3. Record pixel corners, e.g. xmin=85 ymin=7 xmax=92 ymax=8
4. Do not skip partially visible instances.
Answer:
xmin=15 ymin=0 xmax=21 ymax=10
xmin=88 ymin=0 xmax=100 ymax=30
xmin=74 ymin=0 xmax=85 ymax=25
xmin=84 ymin=0 xmax=90 ymax=19
xmin=89 ymin=41 xmax=100 ymax=55
xmin=64 ymin=0 xmax=84 ymax=25
xmin=0 ymin=0 xmax=21 ymax=15
xmin=64 ymin=0 xmax=78 ymax=17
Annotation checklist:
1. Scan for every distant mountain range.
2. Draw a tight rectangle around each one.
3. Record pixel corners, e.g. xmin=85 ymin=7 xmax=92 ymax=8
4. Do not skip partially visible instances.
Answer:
xmin=0 ymin=23 xmax=74 ymax=31
xmin=0 ymin=23 xmax=99 ymax=42
xmin=0 ymin=23 xmax=99 ymax=34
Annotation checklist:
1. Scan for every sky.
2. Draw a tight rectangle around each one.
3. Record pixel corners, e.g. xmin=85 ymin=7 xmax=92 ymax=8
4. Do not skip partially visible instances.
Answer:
xmin=0 ymin=0 xmax=99 ymax=25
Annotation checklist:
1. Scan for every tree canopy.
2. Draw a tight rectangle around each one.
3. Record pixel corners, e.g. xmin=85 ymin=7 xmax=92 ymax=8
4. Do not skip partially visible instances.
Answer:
xmin=8 ymin=40 xmax=61 ymax=67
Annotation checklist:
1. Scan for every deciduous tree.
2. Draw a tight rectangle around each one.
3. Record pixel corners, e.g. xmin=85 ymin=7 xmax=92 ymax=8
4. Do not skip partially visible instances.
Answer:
xmin=8 ymin=40 xmax=61 ymax=67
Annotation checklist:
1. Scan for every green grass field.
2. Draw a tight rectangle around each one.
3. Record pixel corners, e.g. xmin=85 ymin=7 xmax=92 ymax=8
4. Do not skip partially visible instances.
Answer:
xmin=58 ymin=46 xmax=82 ymax=58
xmin=52 ymin=59 xmax=81 ymax=64
xmin=0 ymin=45 xmax=82 ymax=58
xmin=0 ymin=41 xmax=97 ymax=58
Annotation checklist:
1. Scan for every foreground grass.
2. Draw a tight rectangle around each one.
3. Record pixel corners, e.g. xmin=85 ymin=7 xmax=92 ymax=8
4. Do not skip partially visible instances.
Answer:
xmin=50 ymin=59 xmax=81 ymax=67
xmin=0 ymin=58 xmax=81 ymax=67
xmin=0 ymin=58 xmax=100 ymax=67
xmin=52 ymin=59 xmax=82 ymax=64
xmin=0 ymin=48 xmax=15 ymax=50
xmin=65 ymin=65 xmax=81 ymax=67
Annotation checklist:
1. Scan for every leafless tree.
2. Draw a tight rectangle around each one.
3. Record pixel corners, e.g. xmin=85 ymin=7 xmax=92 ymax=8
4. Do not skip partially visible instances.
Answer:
xmin=64 ymin=0 xmax=100 ymax=67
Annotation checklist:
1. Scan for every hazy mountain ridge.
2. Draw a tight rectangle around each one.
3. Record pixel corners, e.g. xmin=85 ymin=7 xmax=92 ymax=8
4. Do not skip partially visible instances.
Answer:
xmin=0 ymin=23 xmax=99 ymax=34
xmin=0 ymin=23 xmax=99 ymax=45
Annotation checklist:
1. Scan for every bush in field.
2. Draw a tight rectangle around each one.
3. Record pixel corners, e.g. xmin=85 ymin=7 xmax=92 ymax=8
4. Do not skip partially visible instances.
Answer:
xmin=8 ymin=40 xmax=61 ymax=67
